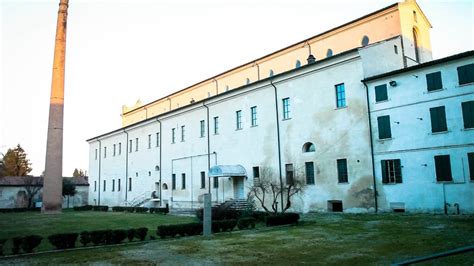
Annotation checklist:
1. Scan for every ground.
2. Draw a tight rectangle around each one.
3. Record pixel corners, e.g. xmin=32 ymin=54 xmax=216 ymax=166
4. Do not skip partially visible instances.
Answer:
xmin=0 ymin=211 xmax=473 ymax=264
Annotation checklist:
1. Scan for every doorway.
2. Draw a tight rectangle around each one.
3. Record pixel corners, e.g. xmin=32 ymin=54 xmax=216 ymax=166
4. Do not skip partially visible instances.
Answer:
xmin=233 ymin=177 xmax=245 ymax=199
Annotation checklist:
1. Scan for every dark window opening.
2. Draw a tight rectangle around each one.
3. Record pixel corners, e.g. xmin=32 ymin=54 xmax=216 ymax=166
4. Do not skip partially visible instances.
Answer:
xmin=128 ymin=178 xmax=132 ymax=191
xmin=172 ymin=174 xmax=176 ymax=190
xmin=381 ymin=159 xmax=402 ymax=184
xmin=457 ymin=63 xmax=474 ymax=85
xmin=253 ymin=166 xmax=260 ymax=185
xmin=426 ymin=72 xmax=443 ymax=91
xmin=413 ymin=28 xmax=420 ymax=62
xmin=328 ymin=200 xmax=343 ymax=212
xmin=468 ymin=153 xmax=474 ymax=181
xmin=375 ymin=84 xmax=388 ymax=102
xmin=430 ymin=106 xmax=447 ymax=133
xmin=201 ymin=171 xmax=206 ymax=189
xmin=103 ymin=180 xmax=106 ymax=191
xmin=361 ymin=35 xmax=369 ymax=46
xmin=302 ymin=142 xmax=315 ymax=153
xmin=434 ymin=155 xmax=453 ymax=182
xmin=305 ymin=162 xmax=315 ymax=185
xmin=337 ymin=159 xmax=348 ymax=183
xmin=285 ymin=164 xmax=294 ymax=185
xmin=182 ymin=173 xmax=186 ymax=189
xmin=461 ymin=101 xmax=474 ymax=129
xmin=213 ymin=177 xmax=218 ymax=188
xmin=326 ymin=49 xmax=333 ymax=57
xmin=377 ymin=115 xmax=392 ymax=139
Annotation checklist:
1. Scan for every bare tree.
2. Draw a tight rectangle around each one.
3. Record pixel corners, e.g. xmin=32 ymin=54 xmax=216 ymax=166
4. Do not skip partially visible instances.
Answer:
xmin=23 ymin=176 xmax=42 ymax=208
xmin=248 ymin=166 xmax=306 ymax=214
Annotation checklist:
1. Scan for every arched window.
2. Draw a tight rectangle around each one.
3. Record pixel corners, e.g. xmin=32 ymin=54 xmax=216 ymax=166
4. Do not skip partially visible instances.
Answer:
xmin=155 ymin=165 xmax=160 ymax=171
xmin=295 ymin=60 xmax=301 ymax=68
xmin=302 ymin=142 xmax=316 ymax=153
xmin=269 ymin=69 xmax=274 ymax=77
xmin=162 ymin=183 xmax=168 ymax=190
xmin=413 ymin=28 xmax=420 ymax=62
xmin=246 ymin=78 xmax=250 ymax=85
xmin=361 ymin=35 xmax=369 ymax=46
xmin=326 ymin=49 xmax=333 ymax=58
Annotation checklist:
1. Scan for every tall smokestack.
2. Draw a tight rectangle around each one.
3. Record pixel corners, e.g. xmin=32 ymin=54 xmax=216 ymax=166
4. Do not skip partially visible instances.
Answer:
xmin=42 ymin=0 xmax=69 ymax=213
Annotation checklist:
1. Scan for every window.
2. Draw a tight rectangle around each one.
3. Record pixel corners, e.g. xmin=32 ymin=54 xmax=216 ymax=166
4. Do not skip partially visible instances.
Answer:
xmin=94 ymin=181 xmax=97 ymax=191
xmin=148 ymin=134 xmax=152 ymax=148
xmin=375 ymin=84 xmax=388 ymax=102
xmin=426 ymin=72 xmax=443 ymax=91
xmin=377 ymin=115 xmax=392 ymax=139
xmin=381 ymin=159 xmax=402 ymax=184
xmin=104 ymin=147 xmax=107 ymax=158
xmin=171 ymin=128 xmax=176 ymax=143
xmin=236 ymin=110 xmax=242 ymax=129
xmin=103 ymin=180 xmax=106 ymax=191
xmin=394 ymin=45 xmax=398 ymax=54
xmin=200 ymin=120 xmax=205 ymax=137
xmin=302 ymin=142 xmax=315 ymax=153
xmin=305 ymin=162 xmax=315 ymax=185
xmin=253 ymin=166 xmax=260 ymax=185
xmin=172 ymin=174 xmax=176 ymax=190
xmin=335 ymin=83 xmax=346 ymax=108
xmin=251 ymin=106 xmax=257 ymax=126
xmin=118 ymin=142 xmax=121 ymax=155
xmin=128 ymin=177 xmax=132 ymax=191
xmin=201 ymin=171 xmax=206 ymax=189
xmin=213 ymin=177 xmax=218 ymax=188
xmin=413 ymin=28 xmax=420 ymax=62
xmin=468 ymin=153 xmax=474 ymax=181
xmin=282 ymin=98 xmax=290 ymax=119
xmin=129 ymin=140 xmax=132 ymax=153
xmin=181 ymin=126 xmax=185 ymax=142
xmin=118 ymin=179 xmax=121 ymax=191
xmin=269 ymin=69 xmax=274 ymax=77
xmin=361 ymin=35 xmax=369 ymax=46
xmin=462 ymin=101 xmax=474 ymax=129
xmin=326 ymin=49 xmax=333 ymax=57
xmin=135 ymin=138 xmax=138 ymax=151
xmin=156 ymin=133 xmax=160 ymax=147
xmin=457 ymin=63 xmax=474 ymax=85
xmin=285 ymin=164 xmax=294 ymax=185
xmin=214 ymin=117 xmax=219 ymax=134
xmin=181 ymin=173 xmax=186 ymax=189
xmin=112 ymin=179 xmax=115 ymax=192
xmin=95 ymin=149 xmax=97 ymax=160
xmin=113 ymin=144 xmax=116 ymax=156
xmin=295 ymin=60 xmax=301 ymax=68
xmin=434 ymin=155 xmax=453 ymax=181
xmin=337 ymin=159 xmax=348 ymax=183
xmin=430 ymin=106 xmax=447 ymax=133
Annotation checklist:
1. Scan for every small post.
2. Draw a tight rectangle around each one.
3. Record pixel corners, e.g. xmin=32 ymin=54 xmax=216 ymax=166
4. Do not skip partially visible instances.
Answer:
xmin=203 ymin=193 xmax=212 ymax=237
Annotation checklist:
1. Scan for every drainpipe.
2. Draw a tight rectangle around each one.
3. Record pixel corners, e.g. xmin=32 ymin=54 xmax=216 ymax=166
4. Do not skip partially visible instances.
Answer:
xmin=97 ymin=139 xmax=102 ymax=205
xmin=203 ymin=102 xmax=211 ymax=194
xmin=156 ymin=118 xmax=162 ymax=206
xmin=253 ymin=61 xmax=260 ymax=81
xmin=213 ymin=79 xmax=219 ymax=95
xmin=362 ymin=81 xmax=378 ymax=213
xmin=270 ymin=80 xmax=284 ymax=213
xmin=124 ymin=130 xmax=129 ymax=202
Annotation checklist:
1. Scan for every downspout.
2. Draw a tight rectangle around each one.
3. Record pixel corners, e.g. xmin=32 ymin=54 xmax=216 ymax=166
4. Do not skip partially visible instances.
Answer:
xmin=213 ymin=79 xmax=219 ymax=95
xmin=270 ymin=80 xmax=284 ymax=213
xmin=97 ymin=139 xmax=102 ymax=205
xmin=124 ymin=130 xmax=129 ymax=202
xmin=253 ymin=61 xmax=260 ymax=81
xmin=156 ymin=118 xmax=162 ymax=206
xmin=362 ymin=81 xmax=378 ymax=213
xmin=203 ymin=102 xmax=211 ymax=194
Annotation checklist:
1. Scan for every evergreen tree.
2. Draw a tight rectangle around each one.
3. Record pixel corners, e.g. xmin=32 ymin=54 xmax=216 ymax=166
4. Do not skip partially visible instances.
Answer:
xmin=0 ymin=144 xmax=32 ymax=177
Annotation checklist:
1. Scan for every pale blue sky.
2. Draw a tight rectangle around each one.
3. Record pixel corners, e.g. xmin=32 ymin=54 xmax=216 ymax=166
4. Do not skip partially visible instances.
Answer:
xmin=1 ymin=0 xmax=473 ymax=176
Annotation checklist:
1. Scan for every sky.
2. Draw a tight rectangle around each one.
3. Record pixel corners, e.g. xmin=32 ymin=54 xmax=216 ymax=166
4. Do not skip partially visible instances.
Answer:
xmin=1 ymin=0 xmax=473 ymax=177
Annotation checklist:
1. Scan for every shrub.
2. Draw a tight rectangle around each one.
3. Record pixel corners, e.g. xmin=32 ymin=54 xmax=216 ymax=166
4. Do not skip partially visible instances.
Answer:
xmin=157 ymin=225 xmax=178 ymax=239
xmin=135 ymin=227 xmax=148 ymax=241
xmin=110 ymin=230 xmax=127 ymax=244
xmin=92 ymin=205 xmax=109 ymax=212
xmin=12 ymin=237 xmax=22 ymax=254
xmin=196 ymin=207 xmax=241 ymax=221
xmin=157 ymin=223 xmax=202 ymax=239
xmin=111 ymin=206 xmax=124 ymax=212
xmin=237 ymin=217 xmax=256 ymax=230
xmin=48 ymin=233 xmax=78 ymax=250
xmin=73 ymin=205 xmax=93 ymax=211
xmin=0 ymin=207 xmax=40 ymax=213
xmin=252 ymin=211 xmax=270 ymax=222
xmin=90 ymin=230 xmax=107 ymax=246
xmin=265 ymin=213 xmax=300 ymax=227
xmin=212 ymin=219 xmax=237 ymax=233
xmin=0 ymin=239 xmax=7 ymax=256
xmin=21 ymin=235 xmax=43 ymax=253
xmin=127 ymin=229 xmax=136 ymax=242
xmin=150 ymin=207 xmax=169 ymax=214
xmin=134 ymin=207 xmax=149 ymax=213
xmin=80 ymin=231 xmax=91 ymax=246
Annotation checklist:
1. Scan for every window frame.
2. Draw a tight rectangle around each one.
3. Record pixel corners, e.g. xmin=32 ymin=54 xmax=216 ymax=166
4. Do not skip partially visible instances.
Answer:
xmin=335 ymin=83 xmax=346 ymax=108
xmin=251 ymin=106 xmax=257 ymax=127
xmin=429 ymin=106 xmax=448 ymax=133
xmin=461 ymin=101 xmax=474 ymax=129
xmin=377 ymin=115 xmax=392 ymax=139
xmin=282 ymin=98 xmax=290 ymax=120
xmin=181 ymin=173 xmax=186 ymax=189
xmin=200 ymin=120 xmax=205 ymax=137
xmin=434 ymin=155 xmax=453 ymax=182
xmin=172 ymin=174 xmax=176 ymax=190
xmin=285 ymin=163 xmax=294 ymax=185
xmin=213 ymin=116 xmax=219 ymax=135
xmin=171 ymin=128 xmax=176 ymax=143
xmin=236 ymin=110 xmax=242 ymax=130
xmin=135 ymin=138 xmax=138 ymax=151
xmin=375 ymin=84 xmax=388 ymax=102
xmin=181 ymin=125 xmax=185 ymax=142
xmin=305 ymin=162 xmax=315 ymax=185
xmin=381 ymin=159 xmax=402 ymax=184
xmin=200 ymin=171 xmax=206 ymax=189
xmin=457 ymin=63 xmax=474 ymax=85
xmin=426 ymin=71 xmax=443 ymax=92
xmin=337 ymin=159 xmax=349 ymax=183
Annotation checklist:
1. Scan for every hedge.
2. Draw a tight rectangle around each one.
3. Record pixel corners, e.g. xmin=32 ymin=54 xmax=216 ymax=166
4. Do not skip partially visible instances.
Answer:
xmin=0 ymin=239 xmax=6 ymax=256
xmin=237 ymin=217 xmax=256 ymax=230
xmin=73 ymin=205 xmax=109 ymax=211
xmin=80 ymin=231 xmax=91 ymax=246
xmin=149 ymin=207 xmax=169 ymax=214
xmin=196 ymin=208 xmax=242 ymax=221
xmin=110 ymin=206 xmax=169 ymax=214
xmin=73 ymin=205 xmax=93 ymax=211
xmin=92 ymin=205 xmax=109 ymax=212
xmin=157 ymin=223 xmax=202 ymax=239
xmin=48 ymin=233 xmax=78 ymax=249
xmin=11 ymin=235 xmax=43 ymax=254
xmin=265 ymin=213 xmax=300 ymax=227
xmin=212 ymin=219 xmax=237 ymax=233
xmin=0 ymin=207 xmax=40 ymax=213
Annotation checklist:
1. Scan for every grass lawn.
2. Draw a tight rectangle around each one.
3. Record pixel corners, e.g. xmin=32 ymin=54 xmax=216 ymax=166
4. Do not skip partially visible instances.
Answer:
xmin=0 ymin=210 xmax=197 ymax=253
xmin=0 ymin=212 xmax=473 ymax=264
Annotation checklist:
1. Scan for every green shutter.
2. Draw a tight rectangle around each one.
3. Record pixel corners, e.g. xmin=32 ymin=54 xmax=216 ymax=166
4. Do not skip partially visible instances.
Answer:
xmin=377 ymin=116 xmax=392 ymax=139
xmin=375 ymin=84 xmax=388 ymax=102
xmin=381 ymin=160 xmax=388 ymax=184
xmin=394 ymin=159 xmax=402 ymax=183
xmin=426 ymin=72 xmax=442 ymax=91
xmin=462 ymin=101 xmax=474 ymax=129
xmin=430 ymin=106 xmax=447 ymax=133
xmin=457 ymin=63 xmax=474 ymax=85
xmin=468 ymin=153 xmax=474 ymax=181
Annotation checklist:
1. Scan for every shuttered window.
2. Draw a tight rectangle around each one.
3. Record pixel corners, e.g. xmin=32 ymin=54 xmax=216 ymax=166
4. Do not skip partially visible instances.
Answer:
xmin=468 ymin=153 xmax=474 ymax=181
xmin=377 ymin=115 xmax=392 ymax=139
xmin=429 ymin=106 xmax=447 ymax=133
xmin=201 ymin=171 xmax=206 ymax=189
xmin=285 ymin=164 xmax=294 ymax=185
xmin=457 ymin=63 xmax=474 ymax=85
xmin=434 ymin=155 xmax=453 ymax=181
xmin=305 ymin=162 xmax=315 ymax=185
xmin=426 ymin=71 xmax=443 ymax=91
xmin=461 ymin=101 xmax=474 ymax=129
xmin=172 ymin=174 xmax=176 ymax=190
xmin=181 ymin=173 xmax=186 ymax=189
xmin=337 ymin=159 xmax=348 ymax=183
xmin=375 ymin=84 xmax=388 ymax=102
xmin=381 ymin=159 xmax=402 ymax=184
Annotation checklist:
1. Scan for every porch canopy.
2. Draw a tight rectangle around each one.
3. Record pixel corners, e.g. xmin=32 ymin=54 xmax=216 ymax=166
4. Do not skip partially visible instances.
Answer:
xmin=209 ymin=165 xmax=247 ymax=177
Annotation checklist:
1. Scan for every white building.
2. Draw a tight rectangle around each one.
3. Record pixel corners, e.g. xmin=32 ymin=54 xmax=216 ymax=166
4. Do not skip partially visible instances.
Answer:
xmin=364 ymin=51 xmax=474 ymax=213
xmin=87 ymin=1 xmax=473 ymax=213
